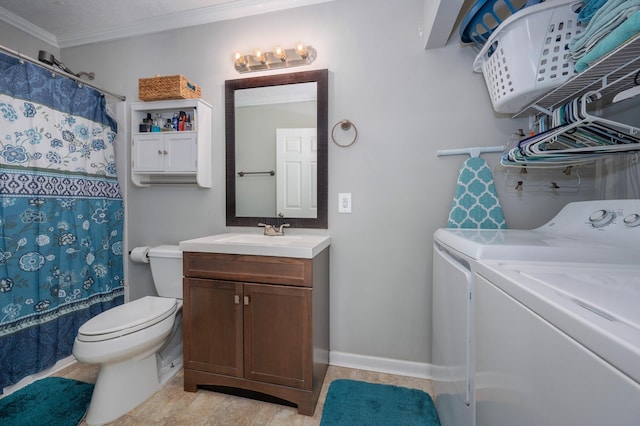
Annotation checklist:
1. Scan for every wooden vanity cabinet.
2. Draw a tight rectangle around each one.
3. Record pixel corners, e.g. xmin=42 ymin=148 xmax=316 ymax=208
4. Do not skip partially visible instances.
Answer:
xmin=182 ymin=249 xmax=329 ymax=415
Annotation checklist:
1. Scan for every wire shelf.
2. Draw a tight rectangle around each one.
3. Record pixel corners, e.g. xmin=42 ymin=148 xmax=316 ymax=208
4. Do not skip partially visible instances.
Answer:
xmin=514 ymin=34 xmax=640 ymax=118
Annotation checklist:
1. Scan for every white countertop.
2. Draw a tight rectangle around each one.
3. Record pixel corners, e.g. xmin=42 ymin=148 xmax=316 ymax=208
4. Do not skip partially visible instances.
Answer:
xmin=179 ymin=233 xmax=331 ymax=259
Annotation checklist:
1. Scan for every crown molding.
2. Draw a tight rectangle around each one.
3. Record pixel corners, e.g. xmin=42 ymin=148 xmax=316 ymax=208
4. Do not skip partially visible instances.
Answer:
xmin=0 ymin=6 xmax=58 ymax=47
xmin=52 ymin=0 xmax=335 ymax=48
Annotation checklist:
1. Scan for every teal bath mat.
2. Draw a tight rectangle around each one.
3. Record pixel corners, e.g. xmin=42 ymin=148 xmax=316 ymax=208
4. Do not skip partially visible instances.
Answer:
xmin=0 ymin=377 xmax=94 ymax=426
xmin=320 ymin=379 xmax=440 ymax=426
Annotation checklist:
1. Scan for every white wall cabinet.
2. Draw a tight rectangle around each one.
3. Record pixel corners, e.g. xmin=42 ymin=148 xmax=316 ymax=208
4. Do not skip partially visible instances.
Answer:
xmin=131 ymin=99 xmax=212 ymax=187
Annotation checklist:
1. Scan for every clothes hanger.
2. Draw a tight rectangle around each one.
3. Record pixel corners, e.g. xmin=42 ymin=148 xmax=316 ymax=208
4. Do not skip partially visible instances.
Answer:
xmin=523 ymin=92 xmax=640 ymax=154
xmin=502 ymin=90 xmax=640 ymax=166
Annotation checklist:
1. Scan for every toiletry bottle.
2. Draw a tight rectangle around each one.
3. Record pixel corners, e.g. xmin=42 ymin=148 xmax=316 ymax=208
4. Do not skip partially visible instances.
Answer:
xmin=151 ymin=113 xmax=160 ymax=132
xmin=172 ymin=113 xmax=179 ymax=131
xmin=178 ymin=111 xmax=185 ymax=131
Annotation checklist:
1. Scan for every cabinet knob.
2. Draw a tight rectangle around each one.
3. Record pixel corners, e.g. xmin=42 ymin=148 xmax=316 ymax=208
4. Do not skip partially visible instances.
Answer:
xmin=157 ymin=150 xmax=162 ymax=154
xmin=243 ymin=296 xmax=250 ymax=305
xmin=234 ymin=295 xmax=240 ymax=304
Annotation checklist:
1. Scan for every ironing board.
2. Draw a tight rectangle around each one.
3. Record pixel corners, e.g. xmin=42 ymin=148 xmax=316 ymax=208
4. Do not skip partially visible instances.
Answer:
xmin=447 ymin=156 xmax=507 ymax=229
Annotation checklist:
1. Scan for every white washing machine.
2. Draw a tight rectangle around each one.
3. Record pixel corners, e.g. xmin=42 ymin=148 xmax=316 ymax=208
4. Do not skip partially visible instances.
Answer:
xmin=432 ymin=199 xmax=640 ymax=426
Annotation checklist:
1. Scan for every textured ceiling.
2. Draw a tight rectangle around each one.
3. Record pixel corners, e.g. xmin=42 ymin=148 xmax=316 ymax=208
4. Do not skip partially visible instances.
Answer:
xmin=0 ymin=0 xmax=240 ymax=38
xmin=0 ymin=0 xmax=334 ymax=47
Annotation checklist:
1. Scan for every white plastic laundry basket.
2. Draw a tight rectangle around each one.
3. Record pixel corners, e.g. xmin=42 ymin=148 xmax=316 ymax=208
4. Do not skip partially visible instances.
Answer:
xmin=472 ymin=0 xmax=584 ymax=113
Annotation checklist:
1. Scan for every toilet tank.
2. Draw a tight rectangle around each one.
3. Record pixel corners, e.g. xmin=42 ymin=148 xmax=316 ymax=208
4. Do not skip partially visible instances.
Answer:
xmin=148 ymin=245 xmax=183 ymax=299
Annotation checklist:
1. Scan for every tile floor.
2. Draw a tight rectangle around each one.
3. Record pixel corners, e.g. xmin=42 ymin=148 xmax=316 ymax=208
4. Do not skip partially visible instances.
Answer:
xmin=55 ymin=363 xmax=434 ymax=425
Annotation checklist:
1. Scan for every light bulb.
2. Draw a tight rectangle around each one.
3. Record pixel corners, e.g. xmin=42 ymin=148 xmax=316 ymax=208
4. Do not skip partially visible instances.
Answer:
xmin=253 ymin=49 xmax=266 ymax=64
xmin=295 ymin=42 xmax=308 ymax=58
xmin=233 ymin=51 xmax=246 ymax=67
xmin=274 ymin=45 xmax=286 ymax=61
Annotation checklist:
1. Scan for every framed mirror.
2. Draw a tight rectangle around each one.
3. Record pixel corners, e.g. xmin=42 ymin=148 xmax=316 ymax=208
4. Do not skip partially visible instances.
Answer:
xmin=225 ymin=69 xmax=328 ymax=228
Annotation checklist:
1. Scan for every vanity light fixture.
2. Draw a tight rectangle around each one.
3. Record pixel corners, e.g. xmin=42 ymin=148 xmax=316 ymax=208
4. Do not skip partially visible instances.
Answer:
xmin=233 ymin=42 xmax=316 ymax=73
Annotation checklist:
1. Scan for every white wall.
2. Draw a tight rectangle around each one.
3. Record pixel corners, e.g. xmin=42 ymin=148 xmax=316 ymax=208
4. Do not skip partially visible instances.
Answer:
xmin=0 ymin=21 xmax=59 ymax=57
xmin=1 ymin=0 xmax=598 ymax=370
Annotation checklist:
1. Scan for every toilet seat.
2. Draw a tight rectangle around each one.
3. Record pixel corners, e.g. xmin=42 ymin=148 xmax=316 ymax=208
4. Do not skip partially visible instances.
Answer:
xmin=77 ymin=296 xmax=177 ymax=342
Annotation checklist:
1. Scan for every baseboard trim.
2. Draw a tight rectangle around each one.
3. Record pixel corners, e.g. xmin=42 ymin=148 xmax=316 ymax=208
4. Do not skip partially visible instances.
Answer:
xmin=329 ymin=351 xmax=434 ymax=380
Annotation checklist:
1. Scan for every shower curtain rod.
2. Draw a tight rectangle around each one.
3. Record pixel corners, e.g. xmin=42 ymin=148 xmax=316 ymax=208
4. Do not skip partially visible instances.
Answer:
xmin=0 ymin=43 xmax=126 ymax=101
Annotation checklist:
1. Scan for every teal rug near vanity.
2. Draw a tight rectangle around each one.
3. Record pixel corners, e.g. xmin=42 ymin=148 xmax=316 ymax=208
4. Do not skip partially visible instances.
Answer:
xmin=0 ymin=377 xmax=94 ymax=426
xmin=320 ymin=379 xmax=440 ymax=426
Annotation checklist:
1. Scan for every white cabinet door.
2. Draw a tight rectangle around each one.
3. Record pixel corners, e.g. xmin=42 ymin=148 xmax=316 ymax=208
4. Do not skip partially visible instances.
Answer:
xmin=133 ymin=134 xmax=164 ymax=172
xmin=164 ymin=132 xmax=197 ymax=172
xmin=132 ymin=132 xmax=197 ymax=173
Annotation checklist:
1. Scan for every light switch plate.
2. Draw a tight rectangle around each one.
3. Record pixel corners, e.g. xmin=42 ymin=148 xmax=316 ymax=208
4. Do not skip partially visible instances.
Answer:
xmin=338 ymin=193 xmax=352 ymax=213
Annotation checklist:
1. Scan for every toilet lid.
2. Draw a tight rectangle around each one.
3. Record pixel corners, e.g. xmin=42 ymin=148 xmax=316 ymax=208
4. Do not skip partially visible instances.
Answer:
xmin=148 ymin=245 xmax=182 ymax=259
xmin=77 ymin=296 xmax=177 ymax=342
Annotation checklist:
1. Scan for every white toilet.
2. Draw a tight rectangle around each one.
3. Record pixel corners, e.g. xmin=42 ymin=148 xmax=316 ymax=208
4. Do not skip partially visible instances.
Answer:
xmin=73 ymin=245 xmax=183 ymax=426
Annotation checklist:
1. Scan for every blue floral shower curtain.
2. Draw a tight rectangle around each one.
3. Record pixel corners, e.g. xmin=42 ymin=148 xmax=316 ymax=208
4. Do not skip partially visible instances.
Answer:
xmin=0 ymin=52 xmax=124 ymax=392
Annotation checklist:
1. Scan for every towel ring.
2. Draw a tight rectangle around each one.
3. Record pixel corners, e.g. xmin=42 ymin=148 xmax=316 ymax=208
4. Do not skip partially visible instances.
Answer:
xmin=332 ymin=119 xmax=358 ymax=147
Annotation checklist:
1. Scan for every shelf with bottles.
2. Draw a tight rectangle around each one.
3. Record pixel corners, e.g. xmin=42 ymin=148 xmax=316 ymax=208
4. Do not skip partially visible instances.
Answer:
xmin=133 ymin=106 xmax=197 ymax=134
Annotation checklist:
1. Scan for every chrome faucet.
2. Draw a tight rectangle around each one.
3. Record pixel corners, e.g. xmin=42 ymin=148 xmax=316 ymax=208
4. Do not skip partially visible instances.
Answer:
xmin=258 ymin=223 xmax=290 ymax=236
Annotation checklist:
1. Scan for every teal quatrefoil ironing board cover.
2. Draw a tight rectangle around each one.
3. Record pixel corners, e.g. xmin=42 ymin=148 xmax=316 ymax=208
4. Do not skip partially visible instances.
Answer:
xmin=447 ymin=156 xmax=507 ymax=229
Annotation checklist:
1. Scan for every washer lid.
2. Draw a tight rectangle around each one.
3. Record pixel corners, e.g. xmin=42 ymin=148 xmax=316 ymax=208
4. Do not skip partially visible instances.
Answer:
xmin=78 ymin=296 xmax=177 ymax=341
xmin=517 ymin=264 xmax=640 ymax=331
xmin=434 ymin=227 xmax=639 ymax=264
xmin=435 ymin=200 xmax=640 ymax=264
xmin=434 ymin=228 xmax=576 ymax=261
xmin=479 ymin=260 xmax=640 ymax=384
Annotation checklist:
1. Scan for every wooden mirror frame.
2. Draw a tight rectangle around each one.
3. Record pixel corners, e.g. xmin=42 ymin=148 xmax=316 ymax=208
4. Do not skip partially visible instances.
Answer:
xmin=225 ymin=69 xmax=328 ymax=229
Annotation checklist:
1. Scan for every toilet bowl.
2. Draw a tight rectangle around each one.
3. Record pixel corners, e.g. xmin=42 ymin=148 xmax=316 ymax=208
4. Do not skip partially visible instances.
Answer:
xmin=72 ymin=245 xmax=183 ymax=426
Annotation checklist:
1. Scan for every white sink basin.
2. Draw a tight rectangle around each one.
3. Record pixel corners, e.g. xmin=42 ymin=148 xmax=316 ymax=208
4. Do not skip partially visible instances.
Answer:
xmin=179 ymin=233 xmax=330 ymax=258
xmin=218 ymin=234 xmax=306 ymax=246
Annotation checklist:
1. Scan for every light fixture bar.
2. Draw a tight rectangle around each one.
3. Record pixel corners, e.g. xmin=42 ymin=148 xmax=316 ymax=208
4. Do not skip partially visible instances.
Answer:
xmin=234 ymin=45 xmax=317 ymax=73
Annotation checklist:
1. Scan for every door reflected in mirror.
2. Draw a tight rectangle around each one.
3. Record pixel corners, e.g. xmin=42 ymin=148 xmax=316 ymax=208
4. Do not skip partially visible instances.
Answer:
xmin=225 ymin=70 xmax=328 ymax=229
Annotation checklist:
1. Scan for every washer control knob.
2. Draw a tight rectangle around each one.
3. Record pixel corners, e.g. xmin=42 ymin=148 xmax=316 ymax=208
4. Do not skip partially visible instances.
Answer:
xmin=623 ymin=213 xmax=640 ymax=227
xmin=588 ymin=209 xmax=615 ymax=227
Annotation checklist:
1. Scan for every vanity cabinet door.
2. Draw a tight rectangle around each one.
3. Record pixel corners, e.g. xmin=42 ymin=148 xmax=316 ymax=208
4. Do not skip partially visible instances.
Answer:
xmin=244 ymin=283 xmax=312 ymax=390
xmin=183 ymin=278 xmax=243 ymax=377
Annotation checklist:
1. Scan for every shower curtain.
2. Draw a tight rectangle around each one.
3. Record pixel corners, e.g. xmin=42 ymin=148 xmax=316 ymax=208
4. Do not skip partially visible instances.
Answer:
xmin=0 ymin=52 xmax=124 ymax=392
xmin=595 ymin=153 xmax=640 ymax=199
